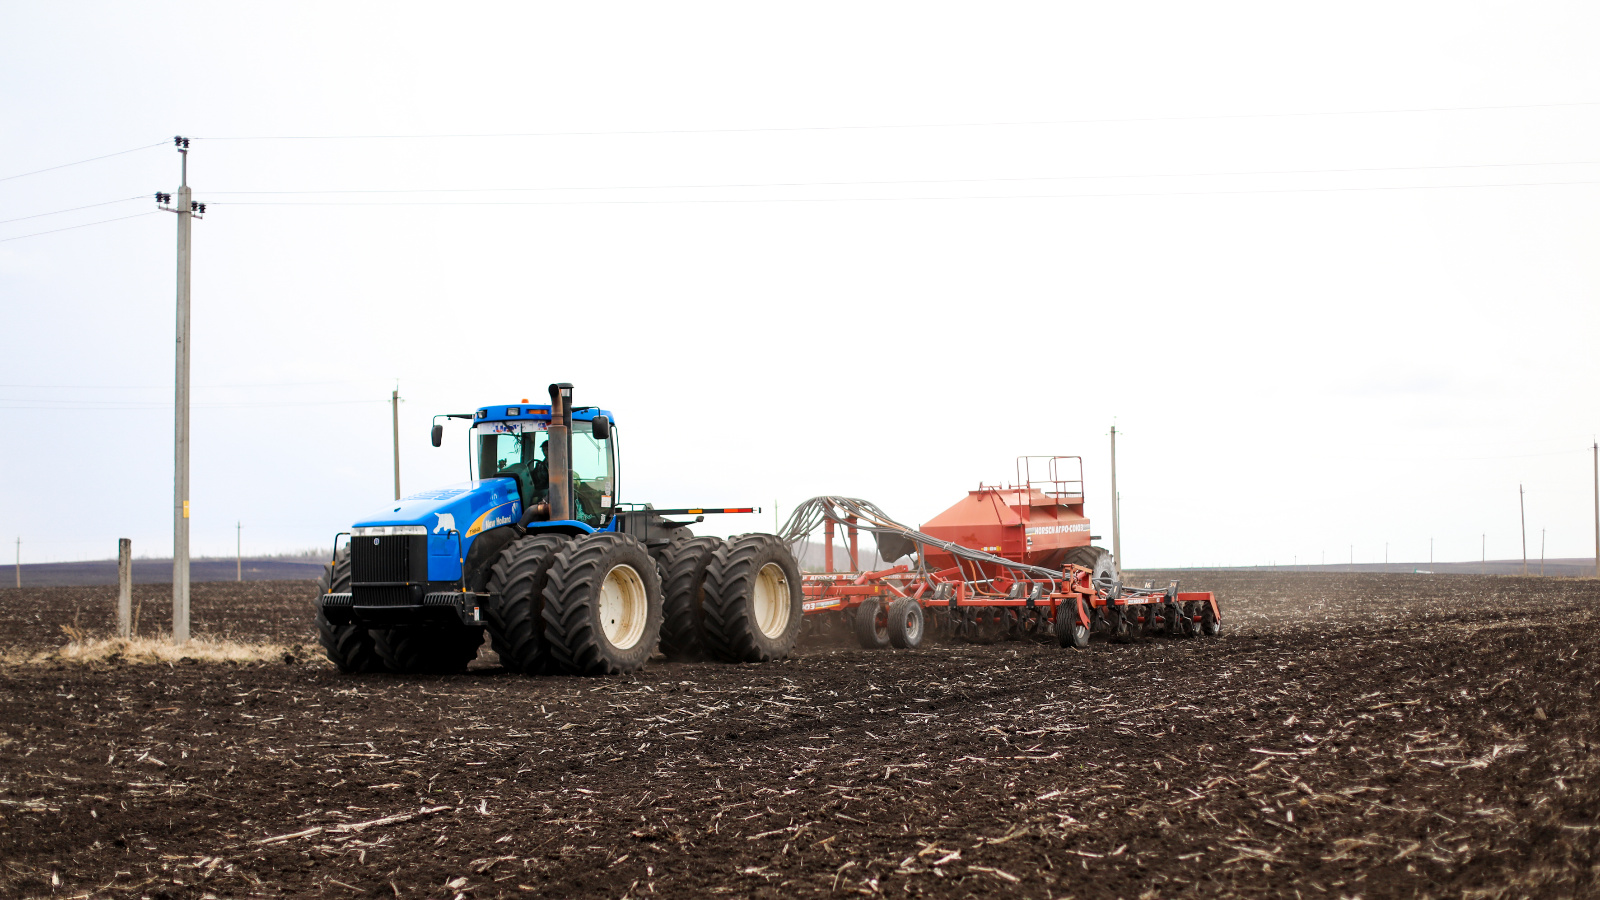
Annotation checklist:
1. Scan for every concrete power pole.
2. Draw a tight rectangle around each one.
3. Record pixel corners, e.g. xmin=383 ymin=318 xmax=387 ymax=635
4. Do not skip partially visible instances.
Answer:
xmin=1519 ymin=484 xmax=1527 ymax=576
xmin=117 ymin=538 xmax=132 ymax=639
xmin=159 ymin=136 xmax=202 ymax=645
xmin=392 ymin=385 xmax=403 ymax=501
xmin=1109 ymin=425 xmax=1121 ymax=570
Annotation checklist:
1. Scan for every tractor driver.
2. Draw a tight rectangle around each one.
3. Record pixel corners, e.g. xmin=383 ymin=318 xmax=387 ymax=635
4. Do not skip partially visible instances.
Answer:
xmin=499 ymin=436 xmax=549 ymax=509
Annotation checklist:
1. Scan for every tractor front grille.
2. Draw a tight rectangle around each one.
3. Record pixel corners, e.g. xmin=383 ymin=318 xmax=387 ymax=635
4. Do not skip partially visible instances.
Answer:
xmin=351 ymin=535 xmax=418 ymax=584
xmin=352 ymin=586 xmax=414 ymax=607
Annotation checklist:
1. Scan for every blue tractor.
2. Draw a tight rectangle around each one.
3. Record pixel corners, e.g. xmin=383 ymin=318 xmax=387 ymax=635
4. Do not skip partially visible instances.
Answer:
xmin=314 ymin=383 xmax=803 ymax=675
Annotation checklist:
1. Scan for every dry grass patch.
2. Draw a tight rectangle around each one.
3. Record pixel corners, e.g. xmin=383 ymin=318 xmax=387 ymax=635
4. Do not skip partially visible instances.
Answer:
xmin=0 ymin=625 xmax=313 ymax=666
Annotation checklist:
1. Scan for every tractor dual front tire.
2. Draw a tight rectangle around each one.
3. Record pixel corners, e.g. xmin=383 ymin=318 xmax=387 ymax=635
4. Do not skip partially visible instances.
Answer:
xmin=315 ymin=547 xmax=387 ymax=674
xmin=374 ymin=625 xmax=483 ymax=675
xmin=701 ymin=535 xmax=803 ymax=663
xmin=542 ymin=533 xmax=664 ymax=676
xmin=484 ymin=534 xmax=570 ymax=674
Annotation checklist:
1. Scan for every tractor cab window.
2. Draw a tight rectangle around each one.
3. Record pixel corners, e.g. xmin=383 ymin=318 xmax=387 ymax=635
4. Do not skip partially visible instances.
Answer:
xmin=476 ymin=423 xmax=550 ymax=510
xmin=474 ymin=420 xmax=613 ymax=526
xmin=570 ymin=421 xmax=614 ymax=526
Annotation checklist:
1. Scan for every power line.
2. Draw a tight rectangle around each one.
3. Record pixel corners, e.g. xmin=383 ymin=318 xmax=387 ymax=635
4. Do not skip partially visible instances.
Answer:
xmin=0 ymin=380 xmax=354 ymax=389
xmin=0 ymin=211 xmax=158 ymax=244
xmin=0 ymin=142 xmax=168 ymax=183
xmin=194 ymin=100 xmax=1600 ymax=142
xmin=0 ymin=196 xmax=147 ymax=226
xmin=0 ymin=399 xmax=385 ymax=410
xmin=198 ymin=158 xmax=1600 ymax=197
xmin=208 ymin=178 xmax=1600 ymax=209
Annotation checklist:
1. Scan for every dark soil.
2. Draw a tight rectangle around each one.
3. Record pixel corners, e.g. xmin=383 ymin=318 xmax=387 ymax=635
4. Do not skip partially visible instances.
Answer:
xmin=1 ymin=572 xmax=1597 ymax=898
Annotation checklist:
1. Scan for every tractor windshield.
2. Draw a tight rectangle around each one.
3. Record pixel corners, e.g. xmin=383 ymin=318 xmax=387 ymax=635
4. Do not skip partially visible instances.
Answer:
xmin=475 ymin=421 xmax=613 ymax=525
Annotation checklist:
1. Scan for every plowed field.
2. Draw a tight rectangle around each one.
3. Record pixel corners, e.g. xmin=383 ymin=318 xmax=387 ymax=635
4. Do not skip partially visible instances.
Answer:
xmin=1 ymin=572 xmax=1596 ymax=898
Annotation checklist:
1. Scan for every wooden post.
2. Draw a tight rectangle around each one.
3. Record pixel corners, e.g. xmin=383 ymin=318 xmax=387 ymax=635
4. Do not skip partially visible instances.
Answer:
xmin=117 ymin=538 xmax=132 ymax=639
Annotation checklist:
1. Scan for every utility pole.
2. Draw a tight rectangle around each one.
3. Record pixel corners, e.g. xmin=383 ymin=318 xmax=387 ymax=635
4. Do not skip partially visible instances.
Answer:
xmin=1519 ymin=484 xmax=1527 ymax=576
xmin=158 ymin=137 xmax=202 ymax=645
xmin=236 ymin=521 xmax=242 ymax=582
xmin=117 ymin=538 xmax=132 ymax=639
xmin=392 ymin=385 xmax=403 ymax=501
xmin=1109 ymin=425 xmax=1121 ymax=569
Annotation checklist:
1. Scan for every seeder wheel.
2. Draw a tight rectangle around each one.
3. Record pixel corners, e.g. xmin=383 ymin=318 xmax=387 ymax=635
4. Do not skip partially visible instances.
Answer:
xmin=854 ymin=597 xmax=892 ymax=649
xmin=886 ymin=598 xmax=925 ymax=649
xmin=1054 ymin=600 xmax=1089 ymax=649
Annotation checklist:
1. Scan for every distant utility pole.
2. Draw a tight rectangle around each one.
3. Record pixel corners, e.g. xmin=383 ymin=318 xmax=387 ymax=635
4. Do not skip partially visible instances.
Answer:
xmin=158 ymin=136 xmax=203 ymax=645
xmin=1109 ymin=425 xmax=1121 ymax=568
xmin=392 ymin=384 xmax=403 ymax=501
xmin=236 ymin=521 xmax=242 ymax=582
xmin=1519 ymin=484 xmax=1528 ymax=576
xmin=117 ymin=538 xmax=132 ymax=639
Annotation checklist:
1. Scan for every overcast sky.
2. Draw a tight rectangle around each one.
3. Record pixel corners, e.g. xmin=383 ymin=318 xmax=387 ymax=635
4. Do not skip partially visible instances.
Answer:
xmin=3 ymin=3 xmax=1598 ymax=569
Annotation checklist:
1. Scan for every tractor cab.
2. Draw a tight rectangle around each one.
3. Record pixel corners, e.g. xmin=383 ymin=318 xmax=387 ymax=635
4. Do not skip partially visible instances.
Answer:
xmin=470 ymin=404 xmax=616 ymax=527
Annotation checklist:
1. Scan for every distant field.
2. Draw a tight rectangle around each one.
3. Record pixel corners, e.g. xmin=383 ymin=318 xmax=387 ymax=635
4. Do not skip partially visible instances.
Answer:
xmin=0 ymin=556 xmax=327 ymax=587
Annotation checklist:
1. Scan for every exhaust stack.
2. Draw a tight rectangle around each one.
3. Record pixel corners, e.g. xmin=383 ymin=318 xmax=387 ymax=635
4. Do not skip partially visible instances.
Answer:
xmin=546 ymin=383 xmax=574 ymax=522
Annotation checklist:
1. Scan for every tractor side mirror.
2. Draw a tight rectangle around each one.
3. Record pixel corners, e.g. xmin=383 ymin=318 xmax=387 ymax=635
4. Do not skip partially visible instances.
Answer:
xmin=430 ymin=424 xmax=443 ymax=447
xmin=591 ymin=415 xmax=611 ymax=440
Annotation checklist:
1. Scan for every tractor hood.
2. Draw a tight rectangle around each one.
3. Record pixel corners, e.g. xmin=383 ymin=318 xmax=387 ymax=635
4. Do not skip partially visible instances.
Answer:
xmin=350 ymin=479 xmax=523 ymax=581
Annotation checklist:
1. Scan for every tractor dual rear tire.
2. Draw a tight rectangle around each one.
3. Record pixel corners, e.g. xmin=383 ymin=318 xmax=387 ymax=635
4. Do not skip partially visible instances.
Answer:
xmin=542 ymin=533 xmax=663 ymax=676
xmin=484 ymin=534 xmax=570 ymax=674
xmin=701 ymin=535 xmax=803 ymax=663
xmin=315 ymin=547 xmax=387 ymax=674
xmin=656 ymin=536 xmax=725 ymax=660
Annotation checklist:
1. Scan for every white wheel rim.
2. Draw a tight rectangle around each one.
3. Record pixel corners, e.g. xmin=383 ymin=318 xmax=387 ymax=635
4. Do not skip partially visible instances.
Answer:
xmin=598 ymin=563 xmax=648 ymax=650
xmin=752 ymin=562 xmax=792 ymax=639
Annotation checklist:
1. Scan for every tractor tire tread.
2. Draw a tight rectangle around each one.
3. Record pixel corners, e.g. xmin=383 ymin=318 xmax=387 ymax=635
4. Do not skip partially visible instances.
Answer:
xmin=700 ymin=534 xmax=803 ymax=663
xmin=541 ymin=533 xmax=662 ymax=676
xmin=657 ymin=536 xmax=725 ymax=660
xmin=484 ymin=534 xmax=570 ymax=674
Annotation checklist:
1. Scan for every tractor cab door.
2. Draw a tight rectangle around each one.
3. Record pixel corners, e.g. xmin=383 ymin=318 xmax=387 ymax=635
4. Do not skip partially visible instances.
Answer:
xmin=570 ymin=421 xmax=615 ymax=526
